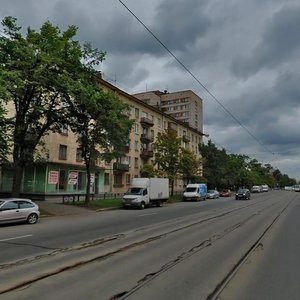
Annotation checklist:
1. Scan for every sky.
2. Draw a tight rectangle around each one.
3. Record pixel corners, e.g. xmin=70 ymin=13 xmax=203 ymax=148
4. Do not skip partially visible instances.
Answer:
xmin=1 ymin=0 xmax=300 ymax=180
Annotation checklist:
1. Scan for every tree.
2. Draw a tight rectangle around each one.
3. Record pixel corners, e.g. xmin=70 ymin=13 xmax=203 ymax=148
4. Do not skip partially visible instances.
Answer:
xmin=140 ymin=164 xmax=157 ymax=178
xmin=154 ymin=130 xmax=181 ymax=195
xmin=0 ymin=16 xmax=107 ymax=196
xmin=0 ymin=104 xmax=11 ymax=163
xmin=69 ymin=88 xmax=133 ymax=205
xmin=199 ymin=140 xmax=227 ymax=189
xmin=179 ymin=148 xmax=202 ymax=184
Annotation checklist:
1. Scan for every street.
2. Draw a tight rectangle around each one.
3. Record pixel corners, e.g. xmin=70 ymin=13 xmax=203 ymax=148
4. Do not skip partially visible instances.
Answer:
xmin=0 ymin=190 xmax=299 ymax=299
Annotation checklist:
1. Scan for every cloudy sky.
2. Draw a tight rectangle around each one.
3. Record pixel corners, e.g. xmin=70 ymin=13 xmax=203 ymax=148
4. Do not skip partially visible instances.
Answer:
xmin=1 ymin=0 xmax=300 ymax=180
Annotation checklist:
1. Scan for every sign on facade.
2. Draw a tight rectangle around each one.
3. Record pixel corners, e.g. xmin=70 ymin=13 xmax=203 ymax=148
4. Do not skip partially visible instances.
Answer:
xmin=68 ymin=171 xmax=78 ymax=185
xmin=48 ymin=171 xmax=59 ymax=184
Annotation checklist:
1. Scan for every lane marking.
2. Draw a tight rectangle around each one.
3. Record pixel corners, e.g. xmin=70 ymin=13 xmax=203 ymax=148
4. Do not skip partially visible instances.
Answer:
xmin=0 ymin=234 xmax=33 ymax=242
xmin=138 ymin=213 xmax=157 ymax=217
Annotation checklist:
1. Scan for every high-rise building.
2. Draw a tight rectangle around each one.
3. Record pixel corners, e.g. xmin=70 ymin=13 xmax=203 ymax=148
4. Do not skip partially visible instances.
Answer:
xmin=133 ymin=90 xmax=203 ymax=133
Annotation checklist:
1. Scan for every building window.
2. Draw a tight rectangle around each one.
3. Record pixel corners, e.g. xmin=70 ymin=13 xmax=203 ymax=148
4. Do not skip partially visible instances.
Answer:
xmin=126 ymin=174 xmax=131 ymax=185
xmin=59 ymin=145 xmax=67 ymax=160
xmin=114 ymin=173 xmax=123 ymax=186
xmin=135 ymin=108 xmax=139 ymax=118
xmin=135 ymin=141 xmax=139 ymax=151
xmin=157 ymin=118 xmax=161 ymax=128
xmin=76 ymin=148 xmax=83 ymax=162
xmin=77 ymin=172 xmax=85 ymax=191
xmin=134 ymin=123 xmax=139 ymax=134
xmin=104 ymin=173 xmax=110 ymax=185
xmin=134 ymin=157 xmax=139 ymax=169
xmin=59 ymin=170 xmax=66 ymax=190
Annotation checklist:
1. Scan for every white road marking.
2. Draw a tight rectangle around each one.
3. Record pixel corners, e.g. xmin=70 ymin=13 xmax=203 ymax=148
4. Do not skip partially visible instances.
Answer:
xmin=138 ymin=213 xmax=157 ymax=217
xmin=0 ymin=234 xmax=33 ymax=242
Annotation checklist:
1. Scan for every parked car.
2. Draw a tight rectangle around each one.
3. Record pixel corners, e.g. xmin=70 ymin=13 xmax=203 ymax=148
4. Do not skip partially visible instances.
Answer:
xmin=220 ymin=189 xmax=231 ymax=197
xmin=235 ymin=188 xmax=251 ymax=200
xmin=294 ymin=185 xmax=300 ymax=192
xmin=0 ymin=198 xmax=40 ymax=225
xmin=251 ymin=185 xmax=262 ymax=193
xmin=206 ymin=190 xmax=220 ymax=199
xmin=261 ymin=184 xmax=269 ymax=192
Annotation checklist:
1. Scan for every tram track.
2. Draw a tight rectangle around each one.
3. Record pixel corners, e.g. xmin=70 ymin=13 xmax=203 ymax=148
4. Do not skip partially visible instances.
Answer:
xmin=0 ymin=196 xmax=290 ymax=297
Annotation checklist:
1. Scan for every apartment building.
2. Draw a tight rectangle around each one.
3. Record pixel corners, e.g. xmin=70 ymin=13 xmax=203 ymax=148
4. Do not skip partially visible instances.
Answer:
xmin=0 ymin=78 xmax=205 ymax=198
xmin=133 ymin=90 xmax=203 ymax=133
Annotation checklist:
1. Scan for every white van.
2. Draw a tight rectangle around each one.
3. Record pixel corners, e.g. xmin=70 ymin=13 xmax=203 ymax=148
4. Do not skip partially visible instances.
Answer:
xmin=183 ymin=183 xmax=207 ymax=201
xmin=294 ymin=185 xmax=300 ymax=192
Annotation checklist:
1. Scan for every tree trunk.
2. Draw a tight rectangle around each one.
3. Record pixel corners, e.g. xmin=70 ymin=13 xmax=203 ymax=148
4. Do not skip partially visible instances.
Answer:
xmin=171 ymin=179 xmax=174 ymax=196
xmin=85 ymin=163 xmax=91 ymax=206
xmin=11 ymin=163 xmax=23 ymax=197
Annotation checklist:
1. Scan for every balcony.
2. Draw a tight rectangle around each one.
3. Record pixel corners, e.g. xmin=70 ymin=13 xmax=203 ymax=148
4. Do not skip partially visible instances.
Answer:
xmin=140 ymin=117 xmax=154 ymax=127
xmin=141 ymin=133 xmax=154 ymax=143
xmin=140 ymin=149 xmax=154 ymax=159
xmin=182 ymin=134 xmax=190 ymax=142
xmin=113 ymin=162 xmax=129 ymax=172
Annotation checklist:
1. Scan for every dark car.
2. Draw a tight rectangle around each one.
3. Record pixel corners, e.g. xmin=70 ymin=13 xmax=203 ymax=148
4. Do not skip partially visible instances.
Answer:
xmin=235 ymin=188 xmax=251 ymax=200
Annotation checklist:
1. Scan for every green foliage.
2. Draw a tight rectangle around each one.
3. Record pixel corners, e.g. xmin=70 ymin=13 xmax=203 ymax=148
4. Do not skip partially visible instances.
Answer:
xmin=154 ymin=130 xmax=182 ymax=195
xmin=68 ymin=85 xmax=133 ymax=204
xmin=140 ymin=164 xmax=157 ymax=178
xmin=0 ymin=16 xmax=131 ymax=197
xmin=154 ymin=130 xmax=182 ymax=177
xmin=179 ymin=148 xmax=202 ymax=183
xmin=154 ymin=130 xmax=203 ymax=194
xmin=199 ymin=140 xmax=296 ymax=190
xmin=0 ymin=104 xmax=11 ymax=163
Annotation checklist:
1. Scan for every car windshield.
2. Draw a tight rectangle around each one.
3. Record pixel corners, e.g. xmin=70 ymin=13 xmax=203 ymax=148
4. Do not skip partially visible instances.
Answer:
xmin=126 ymin=188 xmax=143 ymax=195
xmin=186 ymin=187 xmax=197 ymax=192
xmin=238 ymin=189 xmax=248 ymax=192
xmin=0 ymin=200 xmax=3 ymax=206
xmin=208 ymin=190 xmax=215 ymax=193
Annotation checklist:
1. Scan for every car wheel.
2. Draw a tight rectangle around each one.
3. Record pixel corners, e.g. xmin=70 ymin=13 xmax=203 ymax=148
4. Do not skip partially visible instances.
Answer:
xmin=156 ymin=201 xmax=162 ymax=207
xmin=140 ymin=201 xmax=146 ymax=209
xmin=27 ymin=213 xmax=38 ymax=224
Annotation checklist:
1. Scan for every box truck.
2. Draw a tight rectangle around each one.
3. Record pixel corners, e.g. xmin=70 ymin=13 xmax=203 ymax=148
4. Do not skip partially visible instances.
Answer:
xmin=123 ymin=178 xmax=169 ymax=209
xmin=183 ymin=183 xmax=207 ymax=201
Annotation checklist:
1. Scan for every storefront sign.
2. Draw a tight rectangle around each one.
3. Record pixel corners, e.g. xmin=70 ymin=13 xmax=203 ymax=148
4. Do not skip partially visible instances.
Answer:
xmin=48 ymin=171 xmax=59 ymax=184
xmin=68 ymin=171 xmax=78 ymax=185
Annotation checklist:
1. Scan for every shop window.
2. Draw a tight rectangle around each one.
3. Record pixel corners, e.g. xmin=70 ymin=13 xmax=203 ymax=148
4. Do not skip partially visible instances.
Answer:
xmin=59 ymin=170 xmax=66 ymax=190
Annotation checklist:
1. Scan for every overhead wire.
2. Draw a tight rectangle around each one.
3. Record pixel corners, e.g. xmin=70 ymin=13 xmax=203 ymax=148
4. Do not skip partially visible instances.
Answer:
xmin=117 ymin=0 xmax=275 ymax=157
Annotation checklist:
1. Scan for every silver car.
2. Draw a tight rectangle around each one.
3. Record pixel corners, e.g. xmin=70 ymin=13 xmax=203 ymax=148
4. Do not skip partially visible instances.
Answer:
xmin=207 ymin=190 xmax=220 ymax=199
xmin=0 ymin=198 xmax=40 ymax=225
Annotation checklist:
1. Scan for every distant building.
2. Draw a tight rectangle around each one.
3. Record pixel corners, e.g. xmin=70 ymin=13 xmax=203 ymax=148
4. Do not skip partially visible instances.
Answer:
xmin=133 ymin=90 xmax=203 ymax=133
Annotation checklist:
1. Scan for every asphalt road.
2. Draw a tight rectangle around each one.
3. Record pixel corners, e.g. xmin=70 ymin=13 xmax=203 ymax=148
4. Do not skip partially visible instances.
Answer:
xmin=1 ymin=190 xmax=299 ymax=300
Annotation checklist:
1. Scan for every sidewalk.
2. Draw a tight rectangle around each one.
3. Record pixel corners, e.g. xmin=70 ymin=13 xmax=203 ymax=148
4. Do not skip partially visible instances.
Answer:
xmin=36 ymin=199 xmax=93 ymax=216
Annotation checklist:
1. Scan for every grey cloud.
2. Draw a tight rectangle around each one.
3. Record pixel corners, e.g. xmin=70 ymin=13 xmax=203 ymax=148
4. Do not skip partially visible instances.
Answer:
xmin=231 ymin=4 xmax=300 ymax=77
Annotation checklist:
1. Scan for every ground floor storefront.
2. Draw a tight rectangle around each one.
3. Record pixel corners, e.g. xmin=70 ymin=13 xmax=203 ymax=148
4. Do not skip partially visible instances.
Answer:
xmin=0 ymin=163 xmax=105 ymax=200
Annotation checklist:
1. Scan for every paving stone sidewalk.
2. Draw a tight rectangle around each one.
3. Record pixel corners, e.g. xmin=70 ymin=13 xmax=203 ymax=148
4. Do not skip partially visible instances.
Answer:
xmin=36 ymin=199 xmax=92 ymax=216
